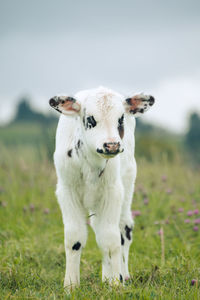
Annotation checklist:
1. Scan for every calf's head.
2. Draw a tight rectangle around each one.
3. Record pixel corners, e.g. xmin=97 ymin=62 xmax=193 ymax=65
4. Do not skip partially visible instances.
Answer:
xmin=49 ymin=88 xmax=155 ymax=159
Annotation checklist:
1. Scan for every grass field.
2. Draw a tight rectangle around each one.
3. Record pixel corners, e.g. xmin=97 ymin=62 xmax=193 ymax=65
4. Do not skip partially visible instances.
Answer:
xmin=0 ymin=146 xmax=200 ymax=299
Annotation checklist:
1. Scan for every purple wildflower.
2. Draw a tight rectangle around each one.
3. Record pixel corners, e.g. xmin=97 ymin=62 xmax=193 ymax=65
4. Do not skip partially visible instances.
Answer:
xmin=187 ymin=210 xmax=193 ymax=217
xmin=191 ymin=279 xmax=198 ymax=286
xmin=194 ymin=209 xmax=199 ymax=215
xmin=184 ymin=219 xmax=191 ymax=223
xmin=125 ymin=276 xmax=130 ymax=281
xmin=166 ymin=188 xmax=172 ymax=194
xmin=157 ymin=228 xmax=163 ymax=236
xmin=193 ymin=226 xmax=199 ymax=232
xmin=132 ymin=210 xmax=141 ymax=217
xmin=178 ymin=208 xmax=184 ymax=213
xmin=194 ymin=218 xmax=200 ymax=224
xmin=29 ymin=204 xmax=35 ymax=212
xmin=161 ymin=175 xmax=167 ymax=182
xmin=43 ymin=208 xmax=50 ymax=214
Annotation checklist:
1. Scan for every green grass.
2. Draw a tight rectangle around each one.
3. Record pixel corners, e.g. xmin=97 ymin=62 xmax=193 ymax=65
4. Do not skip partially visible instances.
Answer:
xmin=0 ymin=146 xmax=200 ymax=299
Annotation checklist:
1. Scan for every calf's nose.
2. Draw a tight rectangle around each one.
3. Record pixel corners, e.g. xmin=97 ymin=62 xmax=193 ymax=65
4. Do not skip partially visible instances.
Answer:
xmin=103 ymin=142 xmax=120 ymax=153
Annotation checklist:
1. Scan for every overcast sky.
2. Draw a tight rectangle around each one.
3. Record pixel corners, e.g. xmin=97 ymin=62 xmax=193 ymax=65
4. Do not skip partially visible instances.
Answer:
xmin=0 ymin=0 xmax=200 ymax=132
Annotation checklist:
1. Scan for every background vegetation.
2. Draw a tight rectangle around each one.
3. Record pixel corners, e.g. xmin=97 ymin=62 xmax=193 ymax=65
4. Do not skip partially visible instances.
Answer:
xmin=0 ymin=98 xmax=199 ymax=299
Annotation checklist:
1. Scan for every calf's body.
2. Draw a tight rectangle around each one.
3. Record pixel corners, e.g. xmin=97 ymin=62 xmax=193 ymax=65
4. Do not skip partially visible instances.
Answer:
xmin=49 ymin=87 xmax=154 ymax=289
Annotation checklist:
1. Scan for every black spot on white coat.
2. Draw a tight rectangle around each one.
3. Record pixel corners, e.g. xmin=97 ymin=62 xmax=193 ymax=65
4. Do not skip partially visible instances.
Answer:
xmin=67 ymin=149 xmax=73 ymax=157
xmin=125 ymin=225 xmax=132 ymax=240
xmin=121 ymin=233 xmax=125 ymax=245
xmin=72 ymin=242 xmax=81 ymax=250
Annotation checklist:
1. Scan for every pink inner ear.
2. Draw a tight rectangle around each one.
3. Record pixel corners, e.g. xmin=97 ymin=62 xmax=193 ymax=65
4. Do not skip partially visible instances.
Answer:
xmin=125 ymin=95 xmax=143 ymax=113
xmin=61 ymin=99 xmax=80 ymax=113
xmin=128 ymin=96 xmax=142 ymax=109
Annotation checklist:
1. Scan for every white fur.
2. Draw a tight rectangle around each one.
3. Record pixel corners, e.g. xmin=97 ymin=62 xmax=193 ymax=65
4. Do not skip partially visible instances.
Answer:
xmin=52 ymin=86 xmax=154 ymax=290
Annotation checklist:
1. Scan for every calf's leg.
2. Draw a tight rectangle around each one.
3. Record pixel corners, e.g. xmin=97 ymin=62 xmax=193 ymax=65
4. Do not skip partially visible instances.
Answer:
xmin=120 ymin=207 xmax=134 ymax=280
xmin=91 ymin=184 xmax=123 ymax=284
xmin=56 ymin=184 xmax=87 ymax=290
xmin=120 ymin=166 xmax=136 ymax=280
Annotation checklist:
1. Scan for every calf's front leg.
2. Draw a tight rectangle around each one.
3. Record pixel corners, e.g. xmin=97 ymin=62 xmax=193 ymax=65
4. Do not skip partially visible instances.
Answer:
xmin=91 ymin=184 xmax=123 ymax=284
xmin=56 ymin=184 xmax=87 ymax=290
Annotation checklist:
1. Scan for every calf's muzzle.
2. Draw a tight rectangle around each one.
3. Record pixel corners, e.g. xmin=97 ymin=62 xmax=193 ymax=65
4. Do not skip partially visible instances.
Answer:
xmin=103 ymin=142 xmax=120 ymax=153
xmin=97 ymin=142 xmax=124 ymax=157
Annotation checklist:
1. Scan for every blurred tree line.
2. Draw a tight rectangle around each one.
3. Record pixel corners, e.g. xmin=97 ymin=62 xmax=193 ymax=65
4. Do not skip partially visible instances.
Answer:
xmin=0 ymin=97 xmax=200 ymax=165
xmin=0 ymin=98 xmax=58 ymax=160
xmin=185 ymin=113 xmax=200 ymax=164
xmin=14 ymin=99 xmax=57 ymax=124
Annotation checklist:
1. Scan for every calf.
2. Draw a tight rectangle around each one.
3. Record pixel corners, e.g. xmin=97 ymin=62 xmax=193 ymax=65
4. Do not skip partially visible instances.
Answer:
xmin=49 ymin=87 xmax=155 ymax=290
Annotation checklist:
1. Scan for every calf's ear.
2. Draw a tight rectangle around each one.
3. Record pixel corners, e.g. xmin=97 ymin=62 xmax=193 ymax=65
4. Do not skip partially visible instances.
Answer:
xmin=49 ymin=96 xmax=81 ymax=116
xmin=124 ymin=93 xmax=155 ymax=117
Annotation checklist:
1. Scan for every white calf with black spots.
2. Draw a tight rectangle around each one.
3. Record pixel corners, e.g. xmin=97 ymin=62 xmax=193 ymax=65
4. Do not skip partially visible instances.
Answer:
xmin=49 ymin=86 xmax=155 ymax=290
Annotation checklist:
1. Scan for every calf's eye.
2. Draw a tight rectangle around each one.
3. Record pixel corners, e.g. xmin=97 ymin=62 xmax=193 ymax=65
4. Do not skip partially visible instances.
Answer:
xmin=118 ymin=114 xmax=124 ymax=126
xmin=86 ymin=116 xmax=97 ymax=129
xmin=118 ymin=114 xmax=124 ymax=139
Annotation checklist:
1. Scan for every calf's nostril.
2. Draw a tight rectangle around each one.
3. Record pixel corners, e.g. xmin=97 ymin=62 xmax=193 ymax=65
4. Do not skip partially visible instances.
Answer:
xmin=97 ymin=148 xmax=103 ymax=154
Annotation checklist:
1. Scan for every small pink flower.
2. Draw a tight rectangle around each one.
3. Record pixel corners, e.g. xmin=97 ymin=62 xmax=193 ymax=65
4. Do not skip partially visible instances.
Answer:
xmin=193 ymin=226 xmax=199 ymax=232
xmin=184 ymin=219 xmax=191 ymax=223
xmin=194 ymin=209 xmax=199 ymax=215
xmin=187 ymin=210 xmax=193 ymax=217
xmin=178 ymin=208 xmax=184 ymax=213
xmin=43 ymin=208 xmax=50 ymax=214
xmin=143 ymin=197 xmax=149 ymax=205
xmin=161 ymin=175 xmax=167 ymax=182
xmin=29 ymin=204 xmax=35 ymax=212
xmin=132 ymin=210 xmax=141 ymax=217
xmin=166 ymin=188 xmax=172 ymax=194
xmin=157 ymin=228 xmax=163 ymax=236
xmin=125 ymin=276 xmax=130 ymax=281
xmin=194 ymin=218 xmax=200 ymax=224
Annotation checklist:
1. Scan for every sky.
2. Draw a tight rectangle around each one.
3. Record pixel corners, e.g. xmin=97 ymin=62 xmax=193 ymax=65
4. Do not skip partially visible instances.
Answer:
xmin=0 ymin=0 xmax=200 ymax=132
